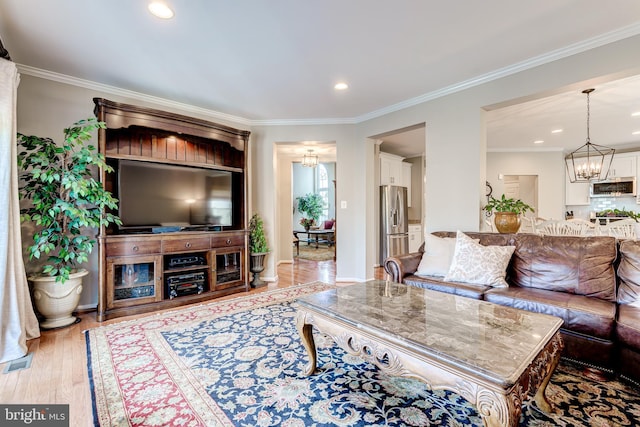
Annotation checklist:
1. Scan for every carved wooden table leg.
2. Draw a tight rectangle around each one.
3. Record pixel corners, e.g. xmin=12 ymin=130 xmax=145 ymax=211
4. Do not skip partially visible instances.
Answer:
xmin=296 ymin=311 xmax=317 ymax=375
xmin=477 ymin=390 xmax=520 ymax=427
xmin=533 ymin=351 xmax=561 ymax=413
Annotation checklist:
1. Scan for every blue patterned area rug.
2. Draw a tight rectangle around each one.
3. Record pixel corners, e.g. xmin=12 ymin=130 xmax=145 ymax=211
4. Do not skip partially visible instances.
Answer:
xmin=86 ymin=283 xmax=640 ymax=426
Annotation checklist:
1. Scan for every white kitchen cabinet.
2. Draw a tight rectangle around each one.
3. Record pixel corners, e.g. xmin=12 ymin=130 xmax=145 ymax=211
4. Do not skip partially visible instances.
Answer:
xmin=565 ymin=175 xmax=591 ymax=206
xmin=607 ymin=155 xmax=636 ymax=178
xmin=380 ymin=152 xmax=412 ymax=205
xmin=380 ymin=152 xmax=404 ymax=186
xmin=408 ymin=224 xmax=422 ymax=253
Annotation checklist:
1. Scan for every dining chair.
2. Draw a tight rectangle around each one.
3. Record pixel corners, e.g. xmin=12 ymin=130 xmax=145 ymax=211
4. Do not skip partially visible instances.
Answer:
xmin=536 ymin=219 xmax=592 ymax=236
xmin=600 ymin=218 xmax=638 ymax=239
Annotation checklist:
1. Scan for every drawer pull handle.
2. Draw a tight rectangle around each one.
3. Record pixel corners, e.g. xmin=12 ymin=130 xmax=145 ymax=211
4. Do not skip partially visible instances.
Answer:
xmin=185 ymin=242 xmax=192 ymax=248
xmin=132 ymin=245 xmax=139 ymax=252
xmin=226 ymin=239 xmax=231 ymax=245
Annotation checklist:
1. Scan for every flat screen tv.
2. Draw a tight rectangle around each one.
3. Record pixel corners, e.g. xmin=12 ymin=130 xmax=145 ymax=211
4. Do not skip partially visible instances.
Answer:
xmin=117 ymin=160 xmax=234 ymax=230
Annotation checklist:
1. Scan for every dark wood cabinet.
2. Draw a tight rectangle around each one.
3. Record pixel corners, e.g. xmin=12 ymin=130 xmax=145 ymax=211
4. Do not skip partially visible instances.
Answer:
xmin=94 ymin=98 xmax=251 ymax=321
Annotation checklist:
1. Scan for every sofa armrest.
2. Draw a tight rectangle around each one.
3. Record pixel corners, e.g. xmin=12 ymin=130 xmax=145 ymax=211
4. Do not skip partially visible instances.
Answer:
xmin=383 ymin=252 xmax=422 ymax=282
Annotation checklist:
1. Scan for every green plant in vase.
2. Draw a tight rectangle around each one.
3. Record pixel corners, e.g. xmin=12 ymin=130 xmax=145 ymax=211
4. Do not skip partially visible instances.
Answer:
xmin=483 ymin=194 xmax=534 ymax=233
xmin=17 ymin=117 xmax=121 ymax=328
xmin=248 ymin=213 xmax=269 ymax=288
xmin=297 ymin=192 xmax=324 ymax=230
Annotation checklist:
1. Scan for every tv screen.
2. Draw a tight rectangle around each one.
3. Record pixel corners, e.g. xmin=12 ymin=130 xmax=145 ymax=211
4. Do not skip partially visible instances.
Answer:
xmin=118 ymin=160 xmax=234 ymax=229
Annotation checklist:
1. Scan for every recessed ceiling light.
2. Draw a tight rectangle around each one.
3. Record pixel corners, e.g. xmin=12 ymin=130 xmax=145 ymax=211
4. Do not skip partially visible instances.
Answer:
xmin=148 ymin=2 xmax=174 ymax=19
xmin=632 ymin=111 xmax=640 ymax=117
xmin=633 ymin=131 xmax=640 ymax=135
xmin=551 ymin=129 xmax=563 ymax=134
xmin=334 ymin=82 xmax=349 ymax=90
xmin=534 ymin=140 xmax=544 ymax=144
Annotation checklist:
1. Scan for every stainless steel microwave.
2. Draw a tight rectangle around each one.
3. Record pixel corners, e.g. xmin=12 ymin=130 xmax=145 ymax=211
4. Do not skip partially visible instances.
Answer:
xmin=590 ymin=177 xmax=637 ymax=197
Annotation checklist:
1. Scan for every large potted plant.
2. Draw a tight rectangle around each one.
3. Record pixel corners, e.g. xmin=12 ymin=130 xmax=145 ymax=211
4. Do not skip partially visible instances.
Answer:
xmin=248 ymin=213 xmax=269 ymax=288
xmin=296 ymin=193 xmax=324 ymax=231
xmin=484 ymin=194 xmax=534 ymax=233
xmin=17 ymin=118 xmax=121 ymax=328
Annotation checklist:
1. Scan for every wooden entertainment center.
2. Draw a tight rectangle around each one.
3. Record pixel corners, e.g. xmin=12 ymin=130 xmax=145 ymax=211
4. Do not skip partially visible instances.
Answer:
xmin=94 ymin=98 xmax=251 ymax=321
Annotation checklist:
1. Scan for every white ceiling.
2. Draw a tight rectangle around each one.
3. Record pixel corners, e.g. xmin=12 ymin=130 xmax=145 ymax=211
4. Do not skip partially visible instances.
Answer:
xmin=2 ymin=1 xmax=640 ymax=157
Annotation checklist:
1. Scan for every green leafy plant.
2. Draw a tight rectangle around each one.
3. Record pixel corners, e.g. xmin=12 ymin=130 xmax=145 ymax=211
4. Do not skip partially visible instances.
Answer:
xmin=597 ymin=208 xmax=640 ymax=222
xmin=299 ymin=218 xmax=315 ymax=229
xmin=249 ymin=213 xmax=269 ymax=253
xmin=296 ymin=192 xmax=324 ymax=223
xmin=483 ymin=194 xmax=534 ymax=215
xmin=17 ymin=118 xmax=121 ymax=283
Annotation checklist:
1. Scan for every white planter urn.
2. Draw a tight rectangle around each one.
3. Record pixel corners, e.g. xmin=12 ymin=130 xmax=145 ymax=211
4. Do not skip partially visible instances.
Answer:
xmin=30 ymin=269 xmax=87 ymax=329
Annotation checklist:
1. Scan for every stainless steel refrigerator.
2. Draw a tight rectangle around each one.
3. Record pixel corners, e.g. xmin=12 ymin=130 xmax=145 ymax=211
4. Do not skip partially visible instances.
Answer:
xmin=380 ymin=185 xmax=409 ymax=264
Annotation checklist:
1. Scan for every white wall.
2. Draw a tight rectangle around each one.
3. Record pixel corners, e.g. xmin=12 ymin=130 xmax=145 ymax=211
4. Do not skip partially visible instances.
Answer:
xmin=486 ymin=151 xmax=565 ymax=221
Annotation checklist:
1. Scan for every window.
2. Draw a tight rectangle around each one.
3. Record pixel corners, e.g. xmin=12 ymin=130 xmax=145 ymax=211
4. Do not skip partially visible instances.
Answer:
xmin=318 ymin=164 xmax=329 ymax=222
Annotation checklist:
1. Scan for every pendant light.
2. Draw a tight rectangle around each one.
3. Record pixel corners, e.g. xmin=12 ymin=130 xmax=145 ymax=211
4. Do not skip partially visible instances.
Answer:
xmin=301 ymin=149 xmax=318 ymax=168
xmin=565 ymin=88 xmax=615 ymax=182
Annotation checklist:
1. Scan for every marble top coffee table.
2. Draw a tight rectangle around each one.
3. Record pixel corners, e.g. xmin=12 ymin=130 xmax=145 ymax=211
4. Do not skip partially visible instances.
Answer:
xmin=295 ymin=280 xmax=563 ymax=427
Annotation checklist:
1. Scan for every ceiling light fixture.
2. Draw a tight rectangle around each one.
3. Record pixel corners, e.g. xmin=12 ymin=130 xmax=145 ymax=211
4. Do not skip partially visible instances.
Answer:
xmin=301 ymin=149 xmax=318 ymax=168
xmin=551 ymin=129 xmax=563 ymax=134
xmin=148 ymin=2 xmax=174 ymax=19
xmin=632 ymin=112 xmax=640 ymax=117
xmin=533 ymin=140 xmax=544 ymax=144
xmin=334 ymin=82 xmax=349 ymax=90
xmin=565 ymin=88 xmax=615 ymax=183
xmin=633 ymin=131 xmax=640 ymax=135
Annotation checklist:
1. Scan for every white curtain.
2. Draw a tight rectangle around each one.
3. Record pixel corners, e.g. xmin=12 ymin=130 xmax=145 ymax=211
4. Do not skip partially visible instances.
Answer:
xmin=0 ymin=58 xmax=40 ymax=363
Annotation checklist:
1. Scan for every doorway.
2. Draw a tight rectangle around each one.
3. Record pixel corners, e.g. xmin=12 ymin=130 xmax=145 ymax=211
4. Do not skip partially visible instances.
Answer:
xmin=503 ymin=174 xmax=539 ymax=232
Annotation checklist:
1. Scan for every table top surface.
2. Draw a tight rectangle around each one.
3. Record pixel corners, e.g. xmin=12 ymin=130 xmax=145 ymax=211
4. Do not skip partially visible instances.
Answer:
xmin=293 ymin=229 xmax=334 ymax=234
xmin=296 ymin=280 xmax=563 ymax=386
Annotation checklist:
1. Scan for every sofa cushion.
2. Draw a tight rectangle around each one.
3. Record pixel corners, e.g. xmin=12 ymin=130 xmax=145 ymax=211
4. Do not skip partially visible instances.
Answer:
xmin=403 ymin=275 xmax=488 ymax=300
xmin=484 ymin=286 xmax=616 ymax=340
xmin=508 ymin=234 xmax=617 ymax=302
xmin=444 ymin=231 xmax=515 ymax=288
xmin=616 ymin=304 xmax=640 ymax=351
xmin=415 ymin=234 xmax=458 ymax=277
xmin=617 ymin=240 xmax=640 ymax=306
xmin=433 ymin=233 xmax=618 ymax=302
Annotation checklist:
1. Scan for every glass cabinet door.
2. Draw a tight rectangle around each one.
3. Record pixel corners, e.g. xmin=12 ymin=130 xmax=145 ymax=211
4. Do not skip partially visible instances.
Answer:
xmin=214 ymin=249 xmax=243 ymax=290
xmin=106 ymin=255 xmax=162 ymax=309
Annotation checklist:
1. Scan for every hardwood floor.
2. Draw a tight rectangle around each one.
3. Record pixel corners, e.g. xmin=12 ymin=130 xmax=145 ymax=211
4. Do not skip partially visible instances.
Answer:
xmin=0 ymin=260 xmax=386 ymax=427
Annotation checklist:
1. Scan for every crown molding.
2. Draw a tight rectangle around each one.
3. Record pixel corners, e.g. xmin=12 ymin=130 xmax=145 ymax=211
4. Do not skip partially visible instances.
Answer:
xmin=487 ymin=147 xmax=565 ymax=153
xmin=250 ymin=117 xmax=356 ymax=126
xmin=354 ymin=22 xmax=640 ymax=124
xmin=16 ymin=22 xmax=640 ymax=127
xmin=16 ymin=64 xmax=253 ymax=127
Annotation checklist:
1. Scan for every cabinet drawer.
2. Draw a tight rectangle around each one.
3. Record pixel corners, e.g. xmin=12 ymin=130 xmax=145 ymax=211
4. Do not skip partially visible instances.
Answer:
xmin=211 ymin=234 xmax=244 ymax=248
xmin=106 ymin=240 xmax=161 ymax=256
xmin=162 ymin=237 xmax=211 ymax=253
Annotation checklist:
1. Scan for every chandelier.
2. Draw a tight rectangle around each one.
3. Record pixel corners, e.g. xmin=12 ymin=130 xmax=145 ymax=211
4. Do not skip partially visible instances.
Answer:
xmin=565 ymin=88 xmax=615 ymax=182
xmin=301 ymin=149 xmax=318 ymax=168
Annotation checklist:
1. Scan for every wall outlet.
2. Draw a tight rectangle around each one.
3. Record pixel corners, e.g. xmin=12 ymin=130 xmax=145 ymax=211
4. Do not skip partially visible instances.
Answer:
xmin=341 ymin=200 xmax=347 ymax=209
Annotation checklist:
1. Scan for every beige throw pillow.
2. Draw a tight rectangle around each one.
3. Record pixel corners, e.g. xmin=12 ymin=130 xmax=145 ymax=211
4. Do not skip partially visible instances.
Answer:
xmin=444 ymin=231 xmax=515 ymax=288
xmin=415 ymin=234 xmax=458 ymax=277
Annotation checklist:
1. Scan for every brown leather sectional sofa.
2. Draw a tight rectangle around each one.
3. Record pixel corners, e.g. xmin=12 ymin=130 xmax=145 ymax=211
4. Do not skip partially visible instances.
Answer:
xmin=383 ymin=231 xmax=640 ymax=383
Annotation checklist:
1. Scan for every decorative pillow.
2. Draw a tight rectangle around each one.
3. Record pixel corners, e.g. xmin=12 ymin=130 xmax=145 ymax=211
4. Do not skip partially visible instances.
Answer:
xmin=415 ymin=234 xmax=458 ymax=277
xmin=323 ymin=220 xmax=335 ymax=230
xmin=444 ymin=231 xmax=515 ymax=288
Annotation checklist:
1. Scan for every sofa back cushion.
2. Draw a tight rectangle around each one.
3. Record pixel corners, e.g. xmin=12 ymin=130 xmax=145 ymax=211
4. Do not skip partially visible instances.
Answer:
xmin=617 ymin=240 xmax=640 ymax=305
xmin=509 ymin=234 xmax=617 ymax=302
xmin=434 ymin=232 xmax=617 ymax=302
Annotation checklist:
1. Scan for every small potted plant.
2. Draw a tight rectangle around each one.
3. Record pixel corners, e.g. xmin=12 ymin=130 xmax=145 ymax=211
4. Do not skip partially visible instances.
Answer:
xmin=17 ymin=118 xmax=121 ymax=328
xmin=249 ymin=213 xmax=269 ymax=288
xmin=483 ymin=194 xmax=534 ymax=233
xmin=299 ymin=217 xmax=315 ymax=231
xmin=297 ymin=193 xmax=324 ymax=231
